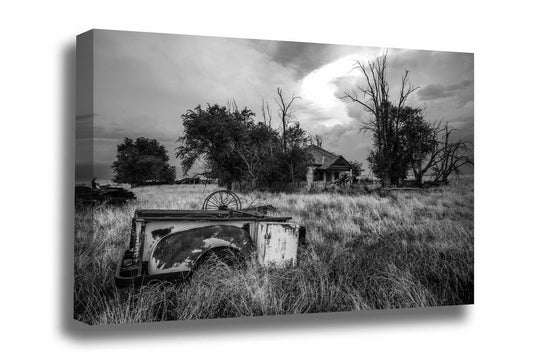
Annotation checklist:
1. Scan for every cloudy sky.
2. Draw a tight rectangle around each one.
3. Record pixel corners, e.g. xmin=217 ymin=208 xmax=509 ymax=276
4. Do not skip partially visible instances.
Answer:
xmin=76 ymin=29 xmax=473 ymax=181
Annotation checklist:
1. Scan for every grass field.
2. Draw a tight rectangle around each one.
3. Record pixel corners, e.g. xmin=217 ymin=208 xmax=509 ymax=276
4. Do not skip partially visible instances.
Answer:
xmin=74 ymin=181 xmax=474 ymax=325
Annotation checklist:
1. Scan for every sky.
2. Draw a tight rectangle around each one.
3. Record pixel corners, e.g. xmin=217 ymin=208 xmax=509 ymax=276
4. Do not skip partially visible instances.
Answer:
xmin=76 ymin=30 xmax=474 ymax=181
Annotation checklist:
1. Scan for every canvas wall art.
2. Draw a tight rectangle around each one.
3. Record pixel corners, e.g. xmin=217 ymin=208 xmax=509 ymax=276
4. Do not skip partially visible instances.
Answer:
xmin=75 ymin=29 xmax=474 ymax=325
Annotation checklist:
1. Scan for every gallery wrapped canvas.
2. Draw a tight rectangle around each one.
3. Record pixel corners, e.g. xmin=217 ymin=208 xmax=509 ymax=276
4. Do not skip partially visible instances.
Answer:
xmin=75 ymin=29 xmax=474 ymax=325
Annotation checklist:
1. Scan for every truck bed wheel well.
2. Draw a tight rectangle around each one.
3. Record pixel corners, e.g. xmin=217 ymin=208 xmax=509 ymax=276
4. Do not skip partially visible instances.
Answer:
xmin=194 ymin=247 xmax=247 ymax=271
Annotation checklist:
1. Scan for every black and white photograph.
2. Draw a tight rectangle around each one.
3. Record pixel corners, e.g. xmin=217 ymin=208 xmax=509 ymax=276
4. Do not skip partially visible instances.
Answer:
xmin=75 ymin=29 xmax=474 ymax=325
xmin=6 ymin=0 xmax=533 ymax=353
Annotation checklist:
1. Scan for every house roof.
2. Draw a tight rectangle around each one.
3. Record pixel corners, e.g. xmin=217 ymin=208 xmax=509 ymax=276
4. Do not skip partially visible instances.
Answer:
xmin=304 ymin=144 xmax=351 ymax=170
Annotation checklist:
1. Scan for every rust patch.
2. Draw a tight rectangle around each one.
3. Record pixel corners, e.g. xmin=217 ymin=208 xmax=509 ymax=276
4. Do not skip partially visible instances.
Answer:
xmin=280 ymin=223 xmax=298 ymax=233
xmin=151 ymin=227 xmax=173 ymax=239
xmin=151 ymin=225 xmax=254 ymax=271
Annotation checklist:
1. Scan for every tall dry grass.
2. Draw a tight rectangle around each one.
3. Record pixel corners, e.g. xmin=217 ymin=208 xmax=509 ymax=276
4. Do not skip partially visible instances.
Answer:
xmin=74 ymin=181 xmax=473 ymax=324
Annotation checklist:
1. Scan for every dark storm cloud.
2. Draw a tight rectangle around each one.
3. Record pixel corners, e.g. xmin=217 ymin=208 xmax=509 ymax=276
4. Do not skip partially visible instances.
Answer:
xmin=332 ymin=76 xmax=367 ymax=121
xmin=418 ymin=79 xmax=473 ymax=106
xmin=251 ymin=39 xmax=377 ymax=78
xmin=388 ymin=49 xmax=473 ymax=77
xmin=387 ymin=49 xmax=474 ymax=108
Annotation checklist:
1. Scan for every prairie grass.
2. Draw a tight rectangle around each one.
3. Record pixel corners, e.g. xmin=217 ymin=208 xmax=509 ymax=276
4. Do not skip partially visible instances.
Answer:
xmin=74 ymin=181 xmax=473 ymax=324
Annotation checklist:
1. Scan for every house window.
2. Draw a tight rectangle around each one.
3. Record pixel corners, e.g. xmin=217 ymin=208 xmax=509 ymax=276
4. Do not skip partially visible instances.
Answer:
xmin=314 ymin=170 xmax=322 ymax=181
xmin=334 ymin=172 xmax=340 ymax=180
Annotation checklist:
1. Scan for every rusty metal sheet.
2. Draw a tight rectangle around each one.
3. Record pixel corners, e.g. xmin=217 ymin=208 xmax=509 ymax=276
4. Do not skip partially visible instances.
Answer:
xmin=147 ymin=225 xmax=254 ymax=275
xmin=141 ymin=220 xmax=256 ymax=261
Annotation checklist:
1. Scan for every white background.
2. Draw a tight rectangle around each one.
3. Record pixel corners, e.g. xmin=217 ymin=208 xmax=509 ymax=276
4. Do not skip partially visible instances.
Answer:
xmin=1 ymin=0 xmax=532 ymax=352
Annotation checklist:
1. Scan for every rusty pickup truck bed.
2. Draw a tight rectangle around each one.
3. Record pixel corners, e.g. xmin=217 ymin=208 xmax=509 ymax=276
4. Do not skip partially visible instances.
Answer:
xmin=115 ymin=209 xmax=305 ymax=287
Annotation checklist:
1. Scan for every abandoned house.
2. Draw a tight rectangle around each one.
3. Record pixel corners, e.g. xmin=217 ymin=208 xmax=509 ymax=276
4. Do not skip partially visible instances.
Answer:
xmin=304 ymin=144 xmax=352 ymax=185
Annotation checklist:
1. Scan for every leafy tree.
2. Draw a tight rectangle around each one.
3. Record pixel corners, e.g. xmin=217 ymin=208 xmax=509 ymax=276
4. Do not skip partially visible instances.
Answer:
xmin=177 ymin=104 xmax=263 ymax=189
xmin=343 ymin=53 xmax=418 ymax=187
xmin=363 ymin=104 xmax=426 ymax=185
xmin=280 ymin=122 xmax=312 ymax=182
xmin=112 ymin=137 xmax=176 ymax=187
xmin=403 ymin=113 xmax=441 ymax=186
xmin=284 ymin=122 xmax=309 ymax=148
xmin=177 ymin=102 xmax=312 ymax=190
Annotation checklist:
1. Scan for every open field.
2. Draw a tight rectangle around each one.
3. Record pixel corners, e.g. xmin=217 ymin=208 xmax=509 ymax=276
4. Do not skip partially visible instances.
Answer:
xmin=74 ymin=181 xmax=474 ymax=325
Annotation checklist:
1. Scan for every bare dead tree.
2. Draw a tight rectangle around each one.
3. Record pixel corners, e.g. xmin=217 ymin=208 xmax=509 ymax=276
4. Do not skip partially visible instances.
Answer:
xmin=342 ymin=53 xmax=419 ymax=187
xmin=260 ymin=96 xmax=273 ymax=127
xmin=259 ymin=96 xmax=276 ymax=157
xmin=314 ymin=134 xmax=323 ymax=147
xmin=226 ymin=98 xmax=239 ymax=113
xmin=274 ymin=87 xmax=301 ymax=152
xmin=235 ymin=145 xmax=263 ymax=189
xmin=432 ymin=123 xmax=473 ymax=185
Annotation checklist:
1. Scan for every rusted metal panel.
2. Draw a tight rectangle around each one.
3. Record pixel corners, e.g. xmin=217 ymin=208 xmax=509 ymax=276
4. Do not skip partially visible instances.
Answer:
xmin=141 ymin=220 xmax=178 ymax=261
xmin=256 ymin=222 xmax=300 ymax=267
xmin=147 ymin=225 xmax=254 ymax=275
xmin=141 ymin=219 xmax=257 ymax=261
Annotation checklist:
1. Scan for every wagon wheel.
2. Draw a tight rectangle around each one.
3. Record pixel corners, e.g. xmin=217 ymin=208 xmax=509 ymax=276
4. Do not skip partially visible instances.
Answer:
xmin=202 ymin=190 xmax=241 ymax=211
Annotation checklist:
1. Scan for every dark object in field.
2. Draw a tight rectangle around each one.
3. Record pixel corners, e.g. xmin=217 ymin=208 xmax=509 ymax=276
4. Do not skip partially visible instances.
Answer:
xmin=115 ymin=191 xmax=305 ymax=288
xmin=75 ymin=184 xmax=136 ymax=205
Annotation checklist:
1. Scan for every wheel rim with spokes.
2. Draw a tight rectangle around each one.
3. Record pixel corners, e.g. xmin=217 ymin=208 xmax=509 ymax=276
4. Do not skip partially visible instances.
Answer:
xmin=202 ymin=190 xmax=241 ymax=211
